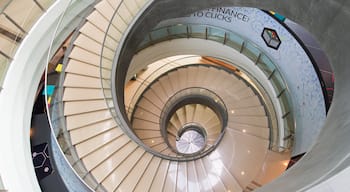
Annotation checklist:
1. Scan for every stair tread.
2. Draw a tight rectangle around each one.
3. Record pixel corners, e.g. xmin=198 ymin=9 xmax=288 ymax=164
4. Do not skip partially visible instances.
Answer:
xmin=82 ymin=134 xmax=130 ymax=170
xmin=69 ymin=118 xmax=116 ymax=145
xmin=64 ymin=99 xmax=107 ymax=116
xmin=75 ymin=128 xmax=123 ymax=158
xmin=91 ymin=141 xmax=138 ymax=182
xmin=134 ymin=157 xmax=162 ymax=191
xmin=102 ymin=147 xmax=145 ymax=191
xmin=64 ymin=73 xmax=102 ymax=88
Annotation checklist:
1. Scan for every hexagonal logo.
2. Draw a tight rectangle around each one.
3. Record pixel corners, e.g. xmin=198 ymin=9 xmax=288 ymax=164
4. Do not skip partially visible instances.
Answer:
xmin=33 ymin=152 xmax=46 ymax=168
xmin=32 ymin=143 xmax=53 ymax=180
xmin=262 ymin=28 xmax=281 ymax=50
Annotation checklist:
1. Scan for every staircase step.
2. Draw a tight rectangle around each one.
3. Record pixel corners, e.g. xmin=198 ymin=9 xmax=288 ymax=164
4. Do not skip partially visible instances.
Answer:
xmin=133 ymin=157 xmax=162 ymax=191
xmin=91 ymin=141 xmax=138 ymax=182
xmin=194 ymin=159 xmax=214 ymax=191
xmin=230 ymin=116 xmax=268 ymax=127
xmin=102 ymin=147 xmax=145 ymax=191
xmin=75 ymin=128 xmax=123 ymax=158
xmin=69 ymin=118 xmax=116 ymax=145
xmin=175 ymin=107 xmax=186 ymax=125
xmin=227 ymin=95 xmax=261 ymax=109
xmin=65 ymin=59 xmax=111 ymax=78
xmin=150 ymin=82 xmax=169 ymax=103
xmin=117 ymin=152 xmax=153 ymax=191
xmin=133 ymin=118 xmax=159 ymax=130
xmin=229 ymin=106 xmax=266 ymax=116
xmin=79 ymin=21 xmax=107 ymax=46
xmin=187 ymin=160 xmax=201 ymax=191
xmin=142 ymin=89 xmax=165 ymax=109
xmin=203 ymin=155 xmax=242 ymax=192
xmin=64 ymin=73 xmax=102 ymax=88
xmin=86 ymin=11 xmax=110 ymax=33
xmin=149 ymin=160 xmax=170 ymax=191
xmin=163 ymin=161 xmax=178 ymax=192
xmin=63 ymin=87 xmax=107 ymax=101
xmin=167 ymin=72 xmax=180 ymax=92
xmin=133 ymin=108 xmax=159 ymax=123
xmin=227 ymin=122 xmax=269 ymax=140
xmin=137 ymin=98 xmax=162 ymax=116
xmin=66 ymin=109 xmax=112 ymax=130
xmin=183 ymin=105 xmax=195 ymax=123
xmin=158 ymin=75 xmax=174 ymax=98
xmin=95 ymin=0 xmax=115 ymax=20
xmin=82 ymin=134 xmax=130 ymax=170
xmin=201 ymin=156 xmax=226 ymax=191
xmin=64 ymin=99 xmax=107 ymax=116
xmin=134 ymin=130 xmax=161 ymax=140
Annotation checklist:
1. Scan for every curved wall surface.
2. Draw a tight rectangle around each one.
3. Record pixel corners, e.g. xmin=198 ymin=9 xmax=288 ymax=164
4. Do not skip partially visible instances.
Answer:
xmin=0 ymin=0 xmax=350 ymax=192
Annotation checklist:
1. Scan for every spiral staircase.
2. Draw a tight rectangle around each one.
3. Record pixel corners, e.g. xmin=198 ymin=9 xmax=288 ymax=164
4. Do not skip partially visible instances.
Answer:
xmin=3 ymin=0 xmax=345 ymax=192
xmin=61 ymin=5 xmax=286 ymax=186
xmin=43 ymin=0 xmax=295 ymax=191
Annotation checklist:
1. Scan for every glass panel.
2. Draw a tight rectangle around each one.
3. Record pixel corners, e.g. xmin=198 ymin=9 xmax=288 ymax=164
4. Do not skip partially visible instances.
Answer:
xmin=169 ymin=24 xmax=187 ymax=38
xmin=242 ymin=41 xmax=260 ymax=61
xmin=278 ymin=91 xmax=289 ymax=115
xmin=270 ymin=70 xmax=286 ymax=93
xmin=226 ymin=32 xmax=244 ymax=51
xmin=150 ymin=27 xmax=168 ymax=42
xmin=282 ymin=113 xmax=294 ymax=149
xmin=207 ymin=27 xmax=225 ymax=43
xmin=284 ymin=113 xmax=294 ymax=135
xmin=257 ymin=54 xmax=275 ymax=76
xmin=189 ymin=25 xmax=205 ymax=38
xmin=138 ymin=34 xmax=150 ymax=49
